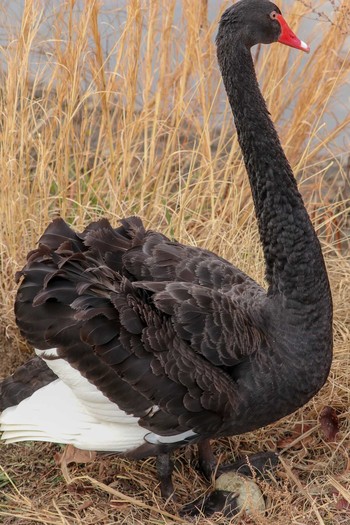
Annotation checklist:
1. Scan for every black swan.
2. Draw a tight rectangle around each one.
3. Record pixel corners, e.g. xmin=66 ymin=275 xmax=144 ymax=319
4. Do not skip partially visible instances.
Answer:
xmin=0 ymin=0 xmax=332 ymax=509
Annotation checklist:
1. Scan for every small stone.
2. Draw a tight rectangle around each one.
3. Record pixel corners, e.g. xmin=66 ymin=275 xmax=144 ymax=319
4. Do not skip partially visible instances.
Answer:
xmin=214 ymin=471 xmax=265 ymax=515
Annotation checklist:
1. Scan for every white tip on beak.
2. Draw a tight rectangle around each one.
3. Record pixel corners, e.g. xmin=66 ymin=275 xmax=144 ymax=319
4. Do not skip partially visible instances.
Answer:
xmin=300 ymin=40 xmax=310 ymax=53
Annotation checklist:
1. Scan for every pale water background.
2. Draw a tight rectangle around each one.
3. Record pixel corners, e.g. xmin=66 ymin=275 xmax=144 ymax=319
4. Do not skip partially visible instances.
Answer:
xmin=0 ymin=1 xmax=349 ymax=151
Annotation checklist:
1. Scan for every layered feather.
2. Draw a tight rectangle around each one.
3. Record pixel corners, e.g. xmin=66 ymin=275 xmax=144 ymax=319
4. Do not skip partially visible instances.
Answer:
xmin=3 ymin=216 xmax=268 ymax=454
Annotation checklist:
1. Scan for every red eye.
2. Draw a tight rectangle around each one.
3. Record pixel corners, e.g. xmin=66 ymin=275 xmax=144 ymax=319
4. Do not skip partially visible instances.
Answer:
xmin=270 ymin=11 xmax=278 ymax=20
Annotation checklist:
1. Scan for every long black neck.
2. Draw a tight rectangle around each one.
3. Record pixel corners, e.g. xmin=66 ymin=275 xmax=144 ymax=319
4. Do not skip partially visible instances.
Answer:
xmin=217 ymin=38 xmax=331 ymax=313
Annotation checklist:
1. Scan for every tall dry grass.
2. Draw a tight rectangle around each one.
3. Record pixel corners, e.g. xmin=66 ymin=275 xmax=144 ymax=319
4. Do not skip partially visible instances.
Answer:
xmin=0 ymin=1 xmax=349 ymax=524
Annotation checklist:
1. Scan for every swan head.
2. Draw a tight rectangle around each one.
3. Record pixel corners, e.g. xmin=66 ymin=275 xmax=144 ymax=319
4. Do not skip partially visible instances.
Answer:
xmin=217 ymin=0 xmax=310 ymax=53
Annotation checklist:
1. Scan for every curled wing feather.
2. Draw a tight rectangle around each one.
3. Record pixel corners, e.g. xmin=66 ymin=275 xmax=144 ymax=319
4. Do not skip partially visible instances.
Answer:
xmin=14 ymin=217 xmax=267 ymax=440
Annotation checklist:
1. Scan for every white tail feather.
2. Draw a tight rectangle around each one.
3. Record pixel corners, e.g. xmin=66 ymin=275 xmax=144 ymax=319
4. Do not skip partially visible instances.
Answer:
xmin=0 ymin=379 xmax=147 ymax=451
xmin=1 ymin=350 xmax=195 ymax=451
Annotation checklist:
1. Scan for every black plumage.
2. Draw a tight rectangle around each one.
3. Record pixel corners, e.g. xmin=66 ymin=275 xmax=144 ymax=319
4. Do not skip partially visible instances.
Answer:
xmin=0 ymin=0 xmax=332 ymax=502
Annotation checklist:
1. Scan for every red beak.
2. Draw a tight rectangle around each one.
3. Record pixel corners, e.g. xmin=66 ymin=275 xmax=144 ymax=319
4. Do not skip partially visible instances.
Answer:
xmin=276 ymin=14 xmax=310 ymax=53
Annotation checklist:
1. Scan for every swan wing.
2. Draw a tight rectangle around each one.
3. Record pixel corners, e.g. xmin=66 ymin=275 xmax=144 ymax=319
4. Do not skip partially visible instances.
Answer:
xmin=14 ymin=218 xmax=266 ymax=442
xmin=16 ymin=272 xmax=242 ymax=443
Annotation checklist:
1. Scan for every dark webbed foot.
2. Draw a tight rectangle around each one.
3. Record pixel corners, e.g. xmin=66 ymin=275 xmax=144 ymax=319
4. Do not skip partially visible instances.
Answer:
xmin=181 ymin=448 xmax=279 ymax=517
xmin=180 ymin=490 xmax=242 ymax=518
xmin=217 ymin=450 xmax=279 ymax=478
xmin=197 ymin=440 xmax=278 ymax=480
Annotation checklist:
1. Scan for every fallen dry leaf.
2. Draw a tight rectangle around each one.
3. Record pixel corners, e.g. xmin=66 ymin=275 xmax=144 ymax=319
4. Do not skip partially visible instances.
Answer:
xmin=54 ymin=444 xmax=97 ymax=483
xmin=336 ymin=497 xmax=350 ymax=511
xmin=54 ymin=444 xmax=97 ymax=467
xmin=319 ymin=406 xmax=339 ymax=442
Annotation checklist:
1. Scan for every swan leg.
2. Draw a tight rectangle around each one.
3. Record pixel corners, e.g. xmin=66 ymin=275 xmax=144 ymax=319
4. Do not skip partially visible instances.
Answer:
xmin=198 ymin=439 xmax=217 ymax=480
xmin=156 ymin=453 xmax=176 ymax=500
